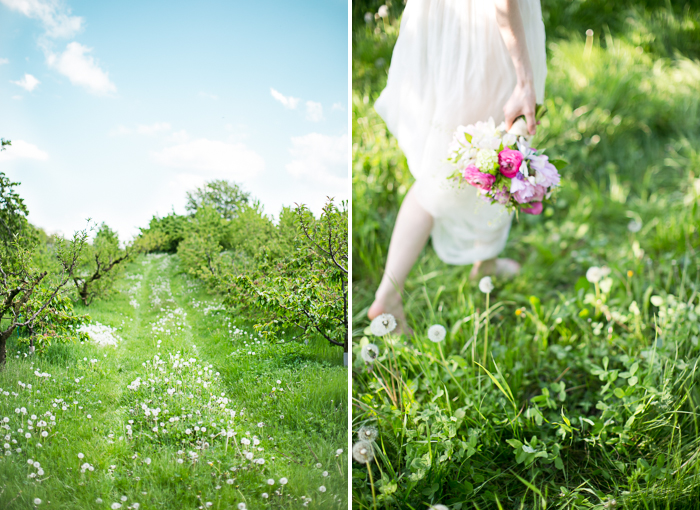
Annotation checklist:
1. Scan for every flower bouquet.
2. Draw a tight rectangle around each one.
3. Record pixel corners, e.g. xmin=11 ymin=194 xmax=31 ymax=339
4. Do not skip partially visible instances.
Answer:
xmin=447 ymin=107 xmax=567 ymax=215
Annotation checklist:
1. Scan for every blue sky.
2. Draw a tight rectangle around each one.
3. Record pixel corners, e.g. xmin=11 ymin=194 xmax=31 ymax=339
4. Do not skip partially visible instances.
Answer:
xmin=0 ymin=0 xmax=348 ymax=240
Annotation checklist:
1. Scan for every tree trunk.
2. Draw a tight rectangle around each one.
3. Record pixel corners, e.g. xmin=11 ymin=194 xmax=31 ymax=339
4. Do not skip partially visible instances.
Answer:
xmin=343 ymin=328 xmax=348 ymax=367
xmin=0 ymin=328 xmax=14 ymax=367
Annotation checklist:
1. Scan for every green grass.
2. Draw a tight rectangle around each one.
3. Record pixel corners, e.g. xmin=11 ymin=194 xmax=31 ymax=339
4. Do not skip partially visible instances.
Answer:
xmin=1 ymin=253 xmax=348 ymax=509
xmin=352 ymin=2 xmax=700 ymax=509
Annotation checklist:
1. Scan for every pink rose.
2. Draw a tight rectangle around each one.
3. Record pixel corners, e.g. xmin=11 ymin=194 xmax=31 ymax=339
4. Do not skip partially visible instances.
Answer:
xmin=521 ymin=202 xmax=543 ymax=215
xmin=497 ymin=148 xmax=523 ymax=178
xmin=463 ymin=164 xmax=496 ymax=191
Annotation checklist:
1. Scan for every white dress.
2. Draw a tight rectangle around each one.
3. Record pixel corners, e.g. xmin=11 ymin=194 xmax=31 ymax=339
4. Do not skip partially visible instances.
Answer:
xmin=375 ymin=0 xmax=547 ymax=265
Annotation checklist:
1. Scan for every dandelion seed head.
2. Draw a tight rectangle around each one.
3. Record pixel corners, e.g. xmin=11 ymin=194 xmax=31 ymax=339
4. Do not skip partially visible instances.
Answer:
xmin=360 ymin=343 xmax=380 ymax=363
xmin=478 ymin=276 xmax=494 ymax=294
xmin=358 ymin=425 xmax=378 ymax=442
xmin=427 ymin=324 xmax=446 ymax=343
xmin=369 ymin=313 xmax=396 ymax=336
xmin=352 ymin=440 xmax=375 ymax=463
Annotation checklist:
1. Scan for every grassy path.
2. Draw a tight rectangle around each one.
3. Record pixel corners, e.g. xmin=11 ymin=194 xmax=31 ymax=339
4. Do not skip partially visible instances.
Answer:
xmin=0 ymin=254 xmax=347 ymax=510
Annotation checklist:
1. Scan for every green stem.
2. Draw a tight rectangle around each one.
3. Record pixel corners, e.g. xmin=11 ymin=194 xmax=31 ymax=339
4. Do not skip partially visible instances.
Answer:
xmin=482 ymin=293 xmax=490 ymax=368
xmin=367 ymin=461 xmax=378 ymax=510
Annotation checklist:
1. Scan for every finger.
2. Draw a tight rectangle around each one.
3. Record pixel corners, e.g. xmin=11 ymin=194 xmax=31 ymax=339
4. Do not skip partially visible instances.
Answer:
xmin=504 ymin=108 xmax=515 ymax=131
xmin=525 ymin=110 xmax=536 ymax=135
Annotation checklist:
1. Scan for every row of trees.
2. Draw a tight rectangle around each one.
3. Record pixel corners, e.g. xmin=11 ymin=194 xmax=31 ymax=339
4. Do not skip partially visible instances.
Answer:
xmin=0 ymin=139 xmax=133 ymax=365
xmin=1 ymin=138 xmax=348 ymax=366
xmin=139 ymin=180 xmax=349 ymax=362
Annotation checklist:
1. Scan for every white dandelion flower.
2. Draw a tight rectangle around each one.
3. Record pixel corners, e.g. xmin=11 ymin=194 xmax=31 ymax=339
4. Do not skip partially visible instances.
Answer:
xmin=262 ymin=493 xmax=269 ymax=499
xmin=352 ymin=440 xmax=375 ymax=463
xmin=267 ymin=479 xmax=275 ymax=485
xmin=319 ymin=486 xmax=326 ymax=493
xmin=377 ymin=5 xmax=389 ymax=18
xmin=33 ymin=498 xmax=42 ymax=505
xmin=429 ymin=505 xmax=450 ymax=510
xmin=279 ymin=477 xmax=288 ymax=485
xmin=358 ymin=425 xmax=378 ymax=442
xmin=369 ymin=313 xmax=396 ymax=336
xmin=322 ymin=471 xmax=328 ymax=477
xmin=427 ymin=324 xmax=446 ymax=343
xmin=360 ymin=343 xmax=380 ymax=363
xmin=478 ymin=276 xmax=494 ymax=294
xmin=586 ymin=266 xmax=611 ymax=283
xmin=628 ymin=219 xmax=642 ymax=233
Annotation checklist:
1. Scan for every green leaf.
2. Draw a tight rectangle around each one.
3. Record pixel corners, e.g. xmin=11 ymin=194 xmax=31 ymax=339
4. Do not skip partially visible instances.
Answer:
xmin=549 ymin=159 xmax=569 ymax=170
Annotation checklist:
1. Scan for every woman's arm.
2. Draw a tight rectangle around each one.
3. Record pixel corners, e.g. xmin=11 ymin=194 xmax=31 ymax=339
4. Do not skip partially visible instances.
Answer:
xmin=494 ymin=0 xmax=537 ymax=135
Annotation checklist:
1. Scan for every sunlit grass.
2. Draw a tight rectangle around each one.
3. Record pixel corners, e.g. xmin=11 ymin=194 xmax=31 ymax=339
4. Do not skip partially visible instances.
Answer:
xmin=352 ymin=2 xmax=700 ymax=508
xmin=1 ymin=254 xmax=347 ymax=509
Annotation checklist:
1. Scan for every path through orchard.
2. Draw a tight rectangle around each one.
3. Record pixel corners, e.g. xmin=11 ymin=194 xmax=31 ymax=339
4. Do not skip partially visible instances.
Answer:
xmin=0 ymin=253 xmax=348 ymax=510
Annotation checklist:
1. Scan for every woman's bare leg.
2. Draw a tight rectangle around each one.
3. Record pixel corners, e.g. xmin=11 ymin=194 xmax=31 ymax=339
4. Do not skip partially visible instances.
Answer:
xmin=368 ymin=186 xmax=433 ymax=332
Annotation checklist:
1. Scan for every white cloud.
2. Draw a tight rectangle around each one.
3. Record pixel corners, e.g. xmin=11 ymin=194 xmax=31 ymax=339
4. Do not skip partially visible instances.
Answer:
xmin=270 ymin=88 xmax=300 ymax=109
xmin=0 ymin=139 xmax=49 ymax=161
xmin=110 ymin=123 xmax=172 ymax=136
xmin=0 ymin=58 xmax=9 ymax=65
xmin=198 ymin=91 xmax=218 ymax=100
xmin=11 ymin=73 xmax=40 ymax=91
xmin=152 ymin=139 xmax=265 ymax=180
xmin=46 ymin=42 xmax=116 ymax=95
xmin=332 ymin=102 xmax=345 ymax=111
xmin=168 ymin=130 xmax=189 ymax=143
xmin=0 ymin=0 xmax=83 ymax=38
xmin=286 ymin=133 xmax=347 ymax=186
xmin=136 ymin=122 xmax=171 ymax=135
xmin=108 ymin=125 xmax=131 ymax=136
xmin=12 ymin=95 xmax=23 ymax=100
xmin=305 ymin=101 xmax=324 ymax=122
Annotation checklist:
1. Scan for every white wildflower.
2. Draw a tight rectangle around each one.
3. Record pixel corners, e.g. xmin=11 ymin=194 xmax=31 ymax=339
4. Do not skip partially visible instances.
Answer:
xmin=360 ymin=343 xmax=380 ymax=363
xmin=479 ymin=276 xmax=494 ymax=294
xmin=369 ymin=313 xmax=396 ymax=336
xmin=427 ymin=324 xmax=446 ymax=343
xmin=352 ymin=440 xmax=374 ymax=463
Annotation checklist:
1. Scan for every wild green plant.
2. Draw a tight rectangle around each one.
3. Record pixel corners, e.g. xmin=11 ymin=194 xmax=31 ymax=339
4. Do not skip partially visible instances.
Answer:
xmin=352 ymin=1 xmax=700 ymax=508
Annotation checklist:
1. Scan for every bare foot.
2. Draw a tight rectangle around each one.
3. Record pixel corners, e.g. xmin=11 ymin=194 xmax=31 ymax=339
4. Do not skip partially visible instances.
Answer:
xmin=368 ymin=287 xmax=412 ymax=336
xmin=469 ymin=258 xmax=521 ymax=280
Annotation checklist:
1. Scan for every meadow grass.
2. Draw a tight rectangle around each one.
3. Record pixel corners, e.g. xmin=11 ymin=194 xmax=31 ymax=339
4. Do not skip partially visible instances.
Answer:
xmin=0 ymin=253 xmax=347 ymax=510
xmin=352 ymin=2 xmax=700 ymax=509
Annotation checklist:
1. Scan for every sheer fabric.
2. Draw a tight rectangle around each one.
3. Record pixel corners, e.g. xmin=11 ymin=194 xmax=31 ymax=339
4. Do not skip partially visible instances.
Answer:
xmin=375 ymin=0 xmax=547 ymax=264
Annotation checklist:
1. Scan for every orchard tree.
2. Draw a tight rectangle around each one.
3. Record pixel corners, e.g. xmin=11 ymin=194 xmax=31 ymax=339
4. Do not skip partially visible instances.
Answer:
xmin=235 ymin=199 xmax=349 ymax=364
xmin=186 ymin=179 xmax=250 ymax=220
xmin=0 ymin=229 xmax=88 ymax=366
xmin=0 ymin=139 xmax=30 ymax=245
xmin=71 ymin=223 xmax=131 ymax=305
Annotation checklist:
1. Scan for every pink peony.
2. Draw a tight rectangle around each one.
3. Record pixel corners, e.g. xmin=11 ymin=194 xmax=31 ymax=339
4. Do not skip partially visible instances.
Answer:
xmin=463 ymin=164 xmax=496 ymax=191
xmin=497 ymin=148 xmax=523 ymax=178
xmin=521 ymin=202 xmax=543 ymax=215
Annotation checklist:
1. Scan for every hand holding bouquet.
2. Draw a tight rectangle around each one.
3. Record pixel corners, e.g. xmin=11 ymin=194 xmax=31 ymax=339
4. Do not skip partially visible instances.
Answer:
xmin=447 ymin=108 xmax=566 ymax=215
